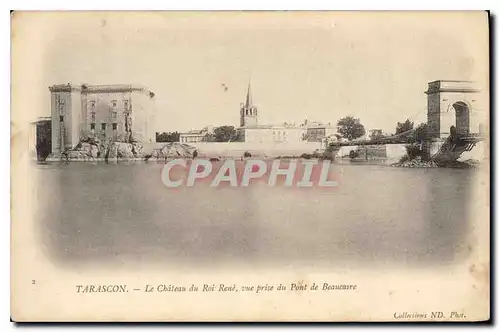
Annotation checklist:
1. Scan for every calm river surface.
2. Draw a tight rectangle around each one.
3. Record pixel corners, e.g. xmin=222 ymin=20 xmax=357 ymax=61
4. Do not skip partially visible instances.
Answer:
xmin=35 ymin=161 xmax=476 ymax=269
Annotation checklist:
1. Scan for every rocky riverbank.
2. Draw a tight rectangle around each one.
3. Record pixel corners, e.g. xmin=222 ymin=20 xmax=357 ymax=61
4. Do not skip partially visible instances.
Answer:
xmin=391 ymin=156 xmax=482 ymax=168
xmin=45 ymin=137 xmax=199 ymax=162
xmin=46 ymin=135 xmax=145 ymax=162
xmin=391 ymin=157 xmax=439 ymax=168
xmin=145 ymin=142 xmax=197 ymax=160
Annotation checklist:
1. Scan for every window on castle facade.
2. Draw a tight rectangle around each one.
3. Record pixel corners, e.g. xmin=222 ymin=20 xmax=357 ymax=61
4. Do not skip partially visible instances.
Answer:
xmin=112 ymin=123 xmax=117 ymax=130
xmin=124 ymin=100 xmax=129 ymax=109
xmin=90 ymin=123 xmax=95 ymax=130
xmin=91 ymin=112 xmax=96 ymax=122
xmin=111 ymin=100 xmax=117 ymax=107
xmin=111 ymin=111 xmax=117 ymax=119
xmin=101 ymin=123 xmax=106 ymax=131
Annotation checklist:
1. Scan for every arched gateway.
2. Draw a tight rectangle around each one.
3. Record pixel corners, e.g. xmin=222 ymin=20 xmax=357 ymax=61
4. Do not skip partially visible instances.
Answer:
xmin=425 ymin=80 xmax=485 ymax=139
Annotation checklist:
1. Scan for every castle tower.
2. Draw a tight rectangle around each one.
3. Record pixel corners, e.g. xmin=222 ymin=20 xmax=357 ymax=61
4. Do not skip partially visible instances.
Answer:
xmin=240 ymin=83 xmax=258 ymax=127
xmin=49 ymin=84 xmax=83 ymax=153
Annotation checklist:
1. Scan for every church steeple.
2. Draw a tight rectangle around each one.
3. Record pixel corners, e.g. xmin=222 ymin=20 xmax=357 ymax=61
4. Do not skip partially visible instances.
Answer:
xmin=245 ymin=82 xmax=252 ymax=108
xmin=240 ymin=81 xmax=258 ymax=127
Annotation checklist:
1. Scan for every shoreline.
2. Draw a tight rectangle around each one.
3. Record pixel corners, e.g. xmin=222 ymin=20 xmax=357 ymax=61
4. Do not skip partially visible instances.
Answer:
xmin=35 ymin=157 xmax=484 ymax=169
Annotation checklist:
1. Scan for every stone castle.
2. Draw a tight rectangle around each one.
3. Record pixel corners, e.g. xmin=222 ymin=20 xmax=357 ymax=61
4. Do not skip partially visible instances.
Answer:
xmin=49 ymin=83 xmax=156 ymax=154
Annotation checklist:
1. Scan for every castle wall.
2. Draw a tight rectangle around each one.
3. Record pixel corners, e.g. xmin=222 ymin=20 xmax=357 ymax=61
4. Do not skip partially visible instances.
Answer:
xmin=84 ymin=91 xmax=132 ymax=140
xmin=49 ymin=84 xmax=156 ymax=153
xmin=130 ymin=91 xmax=156 ymax=144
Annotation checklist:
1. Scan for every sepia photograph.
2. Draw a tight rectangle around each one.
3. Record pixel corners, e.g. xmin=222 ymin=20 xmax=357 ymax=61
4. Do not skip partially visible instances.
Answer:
xmin=10 ymin=10 xmax=490 ymax=322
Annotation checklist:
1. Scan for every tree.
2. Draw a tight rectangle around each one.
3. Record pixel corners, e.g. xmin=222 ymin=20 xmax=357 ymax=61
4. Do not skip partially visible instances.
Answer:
xmin=414 ymin=123 xmax=429 ymax=142
xmin=201 ymin=133 xmax=215 ymax=142
xmin=155 ymin=132 xmax=163 ymax=142
xmin=395 ymin=119 xmax=414 ymax=135
xmin=213 ymin=125 xmax=238 ymax=142
xmin=337 ymin=116 xmax=366 ymax=141
xmin=156 ymin=131 xmax=180 ymax=143
xmin=369 ymin=129 xmax=384 ymax=141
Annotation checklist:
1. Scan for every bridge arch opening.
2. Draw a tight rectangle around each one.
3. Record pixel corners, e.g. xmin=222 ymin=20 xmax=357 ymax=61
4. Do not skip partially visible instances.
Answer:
xmin=452 ymin=101 xmax=470 ymax=136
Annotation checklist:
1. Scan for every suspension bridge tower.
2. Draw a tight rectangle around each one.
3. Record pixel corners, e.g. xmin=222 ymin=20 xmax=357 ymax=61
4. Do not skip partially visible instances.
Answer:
xmin=425 ymin=80 xmax=486 ymax=139
xmin=425 ymin=80 xmax=488 ymax=163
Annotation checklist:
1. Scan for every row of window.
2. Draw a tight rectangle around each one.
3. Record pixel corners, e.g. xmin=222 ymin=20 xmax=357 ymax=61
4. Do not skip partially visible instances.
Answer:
xmin=59 ymin=115 xmax=121 ymax=131
xmin=89 ymin=100 xmax=129 ymax=108
xmin=243 ymin=109 xmax=257 ymax=116
xmin=180 ymin=136 xmax=203 ymax=143
xmin=57 ymin=100 xmax=131 ymax=116
xmin=89 ymin=111 xmax=129 ymax=122
xmin=90 ymin=123 xmax=118 ymax=130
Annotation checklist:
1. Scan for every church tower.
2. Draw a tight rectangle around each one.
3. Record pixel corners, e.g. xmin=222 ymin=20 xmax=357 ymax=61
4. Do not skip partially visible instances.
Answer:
xmin=240 ymin=82 xmax=258 ymax=127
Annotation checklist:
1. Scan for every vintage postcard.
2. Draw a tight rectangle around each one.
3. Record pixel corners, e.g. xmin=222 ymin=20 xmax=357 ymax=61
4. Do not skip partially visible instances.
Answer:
xmin=10 ymin=11 xmax=490 ymax=322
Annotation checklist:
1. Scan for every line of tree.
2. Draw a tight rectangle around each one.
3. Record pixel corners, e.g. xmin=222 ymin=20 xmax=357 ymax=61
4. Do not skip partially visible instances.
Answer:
xmin=157 ymin=117 xmax=429 ymax=144
xmin=335 ymin=116 xmax=429 ymax=143
xmin=156 ymin=131 xmax=180 ymax=142
xmin=213 ymin=125 xmax=239 ymax=142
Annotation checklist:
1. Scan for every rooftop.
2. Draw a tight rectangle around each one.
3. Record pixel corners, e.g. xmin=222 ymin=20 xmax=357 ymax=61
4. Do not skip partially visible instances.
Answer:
xmin=240 ymin=124 xmax=305 ymax=130
xmin=49 ymin=83 xmax=155 ymax=97
xmin=425 ymin=80 xmax=480 ymax=94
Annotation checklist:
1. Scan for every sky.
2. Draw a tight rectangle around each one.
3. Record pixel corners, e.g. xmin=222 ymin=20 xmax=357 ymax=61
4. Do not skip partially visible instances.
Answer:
xmin=13 ymin=11 xmax=489 ymax=134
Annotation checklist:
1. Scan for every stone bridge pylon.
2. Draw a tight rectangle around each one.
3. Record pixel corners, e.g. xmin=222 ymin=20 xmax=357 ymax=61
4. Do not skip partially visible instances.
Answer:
xmin=425 ymin=80 xmax=486 ymax=139
xmin=425 ymin=80 xmax=487 ymax=163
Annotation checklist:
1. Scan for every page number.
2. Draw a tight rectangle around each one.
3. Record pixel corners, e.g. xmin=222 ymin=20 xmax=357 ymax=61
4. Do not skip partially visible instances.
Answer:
xmin=32 ymin=280 xmax=35 ymax=285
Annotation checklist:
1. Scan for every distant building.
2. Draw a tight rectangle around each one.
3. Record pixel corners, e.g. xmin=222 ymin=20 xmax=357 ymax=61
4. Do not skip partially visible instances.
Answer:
xmin=305 ymin=121 xmax=336 ymax=142
xmin=238 ymin=124 xmax=307 ymax=144
xmin=179 ymin=127 xmax=213 ymax=143
xmin=236 ymin=83 xmax=307 ymax=143
xmin=49 ymin=83 xmax=156 ymax=153
xmin=29 ymin=117 xmax=52 ymax=160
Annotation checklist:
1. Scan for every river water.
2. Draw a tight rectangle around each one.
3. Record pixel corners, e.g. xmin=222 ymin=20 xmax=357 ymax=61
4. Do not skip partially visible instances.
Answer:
xmin=35 ymin=161 xmax=477 ymax=269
